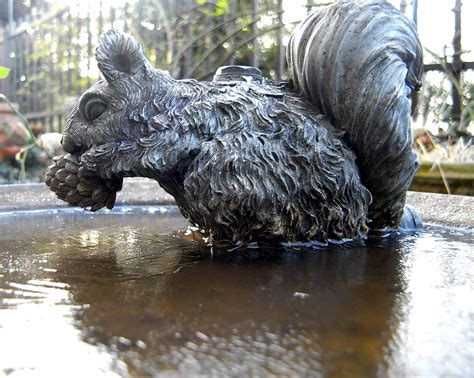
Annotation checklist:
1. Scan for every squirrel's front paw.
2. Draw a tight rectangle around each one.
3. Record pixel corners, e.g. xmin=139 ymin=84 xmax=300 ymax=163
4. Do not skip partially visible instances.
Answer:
xmin=45 ymin=153 xmax=123 ymax=211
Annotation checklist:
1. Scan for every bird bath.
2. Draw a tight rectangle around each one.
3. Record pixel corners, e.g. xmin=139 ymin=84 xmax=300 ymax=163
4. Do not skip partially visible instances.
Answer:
xmin=0 ymin=181 xmax=473 ymax=376
xmin=2 ymin=2 xmax=473 ymax=373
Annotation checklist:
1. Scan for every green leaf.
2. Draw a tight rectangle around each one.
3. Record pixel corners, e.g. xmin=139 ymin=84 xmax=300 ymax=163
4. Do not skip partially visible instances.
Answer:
xmin=0 ymin=66 xmax=10 ymax=79
xmin=214 ymin=0 xmax=229 ymax=16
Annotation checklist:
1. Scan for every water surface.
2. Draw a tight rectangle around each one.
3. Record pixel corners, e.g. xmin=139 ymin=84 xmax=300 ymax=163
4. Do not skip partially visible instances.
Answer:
xmin=0 ymin=207 xmax=473 ymax=376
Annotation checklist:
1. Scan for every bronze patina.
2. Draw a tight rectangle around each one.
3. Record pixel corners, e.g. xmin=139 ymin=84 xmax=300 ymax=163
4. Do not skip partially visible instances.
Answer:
xmin=46 ymin=1 xmax=423 ymax=244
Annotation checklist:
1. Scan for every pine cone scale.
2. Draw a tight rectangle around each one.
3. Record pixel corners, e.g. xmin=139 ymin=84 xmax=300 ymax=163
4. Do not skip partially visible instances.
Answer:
xmin=44 ymin=153 xmax=122 ymax=211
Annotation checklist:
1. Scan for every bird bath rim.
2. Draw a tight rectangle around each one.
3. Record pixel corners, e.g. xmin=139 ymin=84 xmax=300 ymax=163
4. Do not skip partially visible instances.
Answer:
xmin=0 ymin=178 xmax=472 ymax=231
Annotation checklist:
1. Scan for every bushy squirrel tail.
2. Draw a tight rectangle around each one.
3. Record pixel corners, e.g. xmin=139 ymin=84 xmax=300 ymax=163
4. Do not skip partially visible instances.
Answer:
xmin=287 ymin=0 xmax=423 ymax=229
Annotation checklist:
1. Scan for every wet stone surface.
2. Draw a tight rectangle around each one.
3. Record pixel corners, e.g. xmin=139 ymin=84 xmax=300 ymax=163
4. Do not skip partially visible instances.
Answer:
xmin=0 ymin=207 xmax=473 ymax=376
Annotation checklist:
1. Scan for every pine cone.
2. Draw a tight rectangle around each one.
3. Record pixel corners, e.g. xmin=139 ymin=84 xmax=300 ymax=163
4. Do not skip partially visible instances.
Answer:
xmin=45 ymin=154 xmax=123 ymax=211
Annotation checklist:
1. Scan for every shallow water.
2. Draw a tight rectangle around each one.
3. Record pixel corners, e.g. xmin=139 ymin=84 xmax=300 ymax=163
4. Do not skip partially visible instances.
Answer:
xmin=0 ymin=206 xmax=473 ymax=377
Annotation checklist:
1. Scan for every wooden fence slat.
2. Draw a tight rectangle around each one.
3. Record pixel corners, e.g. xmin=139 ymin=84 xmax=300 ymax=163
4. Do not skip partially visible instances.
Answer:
xmin=0 ymin=0 xmax=472 ymax=134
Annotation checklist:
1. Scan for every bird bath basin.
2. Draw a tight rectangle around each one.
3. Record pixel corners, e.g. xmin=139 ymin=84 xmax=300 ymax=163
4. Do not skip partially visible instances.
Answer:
xmin=0 ymin=182 xmax=473 ymax=376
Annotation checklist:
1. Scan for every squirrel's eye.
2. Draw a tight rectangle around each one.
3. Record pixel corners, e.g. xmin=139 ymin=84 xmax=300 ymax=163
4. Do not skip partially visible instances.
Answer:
xmin=83 ymin=98 xmax=107 ymax=122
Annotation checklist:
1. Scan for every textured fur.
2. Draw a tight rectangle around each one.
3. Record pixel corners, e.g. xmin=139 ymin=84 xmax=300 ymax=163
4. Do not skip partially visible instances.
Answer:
xmin=67 ymin=64 xmax=371 ymax=243
xmin=287 ymin=0 xmax=423 ymax=228
xmin=54 ymin=1 xmax=422 ymax=244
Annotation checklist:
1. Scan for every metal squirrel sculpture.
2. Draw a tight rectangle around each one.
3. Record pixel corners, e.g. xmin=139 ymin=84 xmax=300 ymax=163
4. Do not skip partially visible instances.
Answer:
xmin=45 ymin=1 xmax=423 ymax=244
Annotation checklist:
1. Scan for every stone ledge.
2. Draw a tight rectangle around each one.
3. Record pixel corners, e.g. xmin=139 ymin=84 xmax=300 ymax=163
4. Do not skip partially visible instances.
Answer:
xmin=0 ymin=178 xmax=174 ymax=212
xmin=406 ymin=191 xmax=473 ymax=229
xmin=0 ymin=178 xmax=472 ymax=229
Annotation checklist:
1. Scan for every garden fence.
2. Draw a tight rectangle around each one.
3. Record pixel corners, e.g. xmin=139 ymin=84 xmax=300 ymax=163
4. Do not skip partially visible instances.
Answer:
xmin=0 ymin=0 xmax=472 ymax=134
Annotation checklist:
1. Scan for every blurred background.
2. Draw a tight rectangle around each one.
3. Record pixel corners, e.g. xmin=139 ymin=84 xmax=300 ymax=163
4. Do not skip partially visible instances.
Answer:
xmin=0 ymin=0 xmax=472 ymax=194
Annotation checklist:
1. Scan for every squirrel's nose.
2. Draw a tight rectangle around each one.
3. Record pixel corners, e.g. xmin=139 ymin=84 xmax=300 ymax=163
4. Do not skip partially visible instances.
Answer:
xmin=61 ymin=135 xmax=81 ymax=154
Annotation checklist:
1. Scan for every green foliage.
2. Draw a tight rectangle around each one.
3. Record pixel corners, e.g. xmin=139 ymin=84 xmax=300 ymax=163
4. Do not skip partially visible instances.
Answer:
xmin=197 ymin=0 xmax=229 ymax=16
xmin=420 ymin=76 xmax=473 ymax=137
xmin=8 ymin=0 xmax=300 ymax=117
xmin=0 ymin=66 xmax=10 ymax=79
xmin=214 ymin=0 xmax=230 ymax=16
xmin=460 ymin=82 xmax=474 ymax=136
xmin=420 ymin=48 xmax=474 ymax=138
xmin=128 ymin=0 xmax=288 ymax=80
xmin=420 ymin=74 xmax=451 ymax=132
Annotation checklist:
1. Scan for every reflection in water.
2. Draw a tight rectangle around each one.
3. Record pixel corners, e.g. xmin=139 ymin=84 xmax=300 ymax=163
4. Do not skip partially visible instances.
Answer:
xmin=386 ymin=232 xmax=474 ymax=377
xmin=0 ymin=269 xmax=125 ymax=376
xmin=0 ymin=209 xmax=472 ymax=376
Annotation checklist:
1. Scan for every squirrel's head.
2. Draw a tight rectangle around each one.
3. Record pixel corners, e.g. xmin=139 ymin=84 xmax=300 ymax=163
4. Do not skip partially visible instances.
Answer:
xmin=61 ymin=30 xmax=186 ymax=180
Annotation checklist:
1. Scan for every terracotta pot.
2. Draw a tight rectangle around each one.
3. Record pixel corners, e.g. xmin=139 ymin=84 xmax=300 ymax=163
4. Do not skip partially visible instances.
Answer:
xmin=0 ymin=103 xmax=28 ymax=162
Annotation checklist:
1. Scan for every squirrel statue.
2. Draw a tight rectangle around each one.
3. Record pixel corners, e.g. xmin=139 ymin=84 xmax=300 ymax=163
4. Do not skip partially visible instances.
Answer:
xmin=45 ymin=0 xmax=423 ymax=244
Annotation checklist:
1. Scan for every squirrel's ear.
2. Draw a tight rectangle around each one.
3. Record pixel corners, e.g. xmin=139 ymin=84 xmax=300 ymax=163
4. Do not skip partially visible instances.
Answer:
xmin=96 ymin=30 xmax=149 ymax=83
